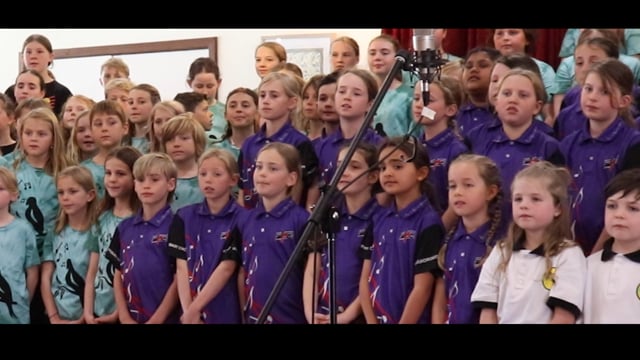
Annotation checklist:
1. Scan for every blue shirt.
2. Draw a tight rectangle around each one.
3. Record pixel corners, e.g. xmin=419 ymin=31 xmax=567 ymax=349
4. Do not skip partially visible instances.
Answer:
xmin=80 ymin=158 xmax=105 ymax=199
xmin=315 ymin=197 xmax=383 ymax=316
xmin=86 ymin=210 xmax=130 ymax=317
xmin=0 ymin=218 xmax=40 ymax=324
xmin=42 ymin=225 xmax=92 ymax=321
xmin=315 ymin=127 xmax=384 ymax=188
xmin=238 ymin=122 xmax=319 ymax=209
xmin=456 ymin=102 xmax=495 ymax=137
xmin=240 ymin=197 xmax=309 ymax=324
xmin=168 ymin=198 xmax=245 ymax=324
xmin=552 ymin=54 xmax=640 ymax=96
xmin=360 ymin=196 xmax=445 ymax=324
xmin=420 ymin=128 xmax=469 ymax=213
xmin=560 ymin=117 xmax=640 ymax=254
xmin=466 ymin=118 xmax=565 ymax=226
xmin=172 ymin=176 xmax=204 ymax=212
xmin=443 ymin=219 xmax=504 ymax=324
xmin=106 ymin=205 xmax=179 ymax=324
xmin=372 ymin=87 xmax=415 ymax=138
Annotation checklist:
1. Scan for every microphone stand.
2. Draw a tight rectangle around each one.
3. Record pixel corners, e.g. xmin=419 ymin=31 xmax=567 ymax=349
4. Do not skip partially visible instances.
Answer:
xmin=256 ymin=50 xmax=412 ymax=324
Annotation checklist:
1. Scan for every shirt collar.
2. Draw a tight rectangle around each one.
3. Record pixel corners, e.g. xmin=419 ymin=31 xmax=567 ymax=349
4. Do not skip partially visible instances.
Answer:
xmin=494 ymin=122 xmax=537 ymax=144
xmin=578 ymin=117 xmax=625 ymax=143
xmin=339 ymin=197 xmax=379 ymax=221
xmin=133 ymin=204 xmax=173 ymax=226
xmin=423 ymin=128 xmax=455 ymax=148
xmin=452 ymin=219 xmax=493 ymax=244
xmin=601 ymin=238 xmax=640 ymax=263
xmin=255 ymin=197 xmax=298 ymax=218
xmin=196 ymin=197 xmax=237 ymax=217
xmin=391 ymin=196 xmax=432 ymax=219
xmin=255 ymin=122 xmax=296 ymax=143
xmin=513 ymin=234 xmax=545 ymax=256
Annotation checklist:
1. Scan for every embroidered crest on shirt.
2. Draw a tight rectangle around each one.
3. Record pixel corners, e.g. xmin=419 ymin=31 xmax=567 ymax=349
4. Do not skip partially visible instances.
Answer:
xmin=603 ymin=158 xmax=617 ymax=170
xmin=636 ymin=283 xmax=640 ymax=300
xmin=358 ymin=228 xmax=366 ymax=238
xmin=431 ymin=158 xmax=446 ymax=168
xmin=522 ymin=156 xmax=541 ymax=166
xmin=399 ymin=230 xmax=416 ymax=242
xmin=542 ymin=267 xmax=557 ymax=290
xmin=151 ymin=234 xmax=168 ymax=244
xmin=220 ymin=230 xmax=230 ymax=240
xmin=275 ymin=230 xmax=294 ymax=242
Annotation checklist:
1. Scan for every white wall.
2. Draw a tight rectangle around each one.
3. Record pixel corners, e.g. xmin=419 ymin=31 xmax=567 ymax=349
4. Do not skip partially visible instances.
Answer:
xmin=0 ymin=28 xmax=381 ymax=103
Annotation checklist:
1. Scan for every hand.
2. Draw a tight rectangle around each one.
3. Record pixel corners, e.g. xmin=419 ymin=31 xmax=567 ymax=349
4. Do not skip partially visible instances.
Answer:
xmin=181 ymin=306 xmax=205 ymax=324
xmin=312 ymin=312 xmax=330 ymax=324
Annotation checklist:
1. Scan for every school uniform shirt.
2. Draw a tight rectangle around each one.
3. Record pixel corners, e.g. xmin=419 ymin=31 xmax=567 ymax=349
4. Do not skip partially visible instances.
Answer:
xmin=560 ymin=117 xmax=640 ymax=255
xmin=167 ymin=197 xmax=245 ymax=324
xmin=583 ymin=238 xmax=640 ymax=324
xmin=359 ymin=195 xmax=445 ymax=324
xmin=466 ymin=118 xmax=564 ymax=227
xmin=532 ymin=57 xmax=556 ymax=102
xmin=106 ymin=205 xmax=179 ymax=324
xmin=0 ymin=218 xmax=40 ymax=324
xmin=443 ymin=219 xmax=504 ymax=324
xmin=420 ymin=128 xmax=469 ymax=213
xmin=238 ymin=122 xmax=319 ymax=209
xmin=86 ymin=210 xmax=130 ymax=317
xmin=210 ymin=138 xmax=240 ymax=160
xmin=206 ymin=101 xmax=226 ymax=143
xmin=372 ymin=88 xmax=415 ymax=138
xmin=171 ymin=176 xmax=204 ymax=213
xmin=80 ymin=158 xmax=105 ymax=199
xmin=456 ymin=102 xmax=495 ymax=137
xmin=131 ymin=136 xmax=150 ymax=154
xmin=554 ymin=101 xmax=586 ymax=141
xmin=315 ymin=127 xmax=384 ymax=190
xmin=42 ymin=225 xmax=93 ymax=321
xmin=0 ymin=155 xmax=10 ymax=169
xmin=315 ymin=197 xmax=383 ymax=316
xmin=10 ymin=160 xmax=59 ymax=258
xmin=240 ymin=197 xmax=309 ymax=324
xmin=470 ymin=240 xmax=587 ymax=324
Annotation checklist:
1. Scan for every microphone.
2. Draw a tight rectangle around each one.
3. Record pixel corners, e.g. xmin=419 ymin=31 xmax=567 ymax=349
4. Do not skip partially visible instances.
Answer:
xmin=411 ymin=29 xmax=446 ymax=116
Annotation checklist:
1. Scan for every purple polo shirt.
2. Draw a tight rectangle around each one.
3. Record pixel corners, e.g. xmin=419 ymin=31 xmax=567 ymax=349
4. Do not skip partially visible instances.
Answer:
xmin=167 ymin=197 xmax=246 ymax=324
xmin=555 ymin=102 xmax=586 ymax=141
xmin=359 ymin=196 xmax=445 ymax=324
xmin=420 ymin=128 xmax=469 ymax=213
xmin=240 ymin=197 xmax=309 ymax=324
xmin=456 ymin=102 xmax=495 ymax=137
xmin=466 ymin=118 xmax=565 ymax=227
xmin=238 ymin=122 xmax=319 ymax=209
xmin=315 ymin=127 xmax=384 ymax=188
xmin=315 ymin=197 xmax=383 ymax=316
xmin=560 ymin=117 xmax=640 ymax=254
xmin=443 ymin=219 xmax=504 ymax=324
xmin=106 ymin=205 xmax=179 ymax=324
xmin=561 ymin=85 xmax=582 ymax=110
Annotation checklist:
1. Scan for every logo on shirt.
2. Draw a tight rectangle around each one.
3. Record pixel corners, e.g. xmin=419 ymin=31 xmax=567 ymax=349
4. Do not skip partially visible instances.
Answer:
xmin=275 ymin=230 xmax=294 ymax=242
xmin=431 ymin=158 xmax=446 ymax=168
xmin=220 ymin=231 xmax=230 ymax=240
xmin=522 ymin=156 xmax=541 ymax=166
xmin=152 ymin=233 xmax=168 ymax=244
xmin=636 ymin=283 xmax=640 ymax=301
xmin=399 ymin=230 xmax=416 ymax=243
xmin=603 ymin=158 xmax=617 ymax=170
xmin=542 ymin=267 xmax=557 ymax=290
xmin=358 ymin=228 xmax=366 ymax=238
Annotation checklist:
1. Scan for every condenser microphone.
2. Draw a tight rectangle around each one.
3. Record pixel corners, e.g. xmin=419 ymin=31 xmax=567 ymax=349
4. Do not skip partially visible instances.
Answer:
xmin=411 ymin=29 xmax=445 ymax=115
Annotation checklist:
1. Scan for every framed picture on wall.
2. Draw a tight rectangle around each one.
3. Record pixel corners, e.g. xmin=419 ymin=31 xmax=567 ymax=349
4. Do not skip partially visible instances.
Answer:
xmin=261 ymin=33 xmax=335 ymax=80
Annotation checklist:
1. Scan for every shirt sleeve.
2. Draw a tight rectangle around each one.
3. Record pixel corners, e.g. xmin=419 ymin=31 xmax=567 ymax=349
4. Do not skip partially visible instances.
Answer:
xmin=23 ymin=223 xmax=41 ymax=268
xmin=105 ymin=226 xmax=122 ymax=270
xmin=221 ymin=225 xmax=242 ymax=263
xmin=546 ymin=245 xmax=587 ymax=318
xmin=358 ymin=222 xmax=374 ymax=260
xmin=470 ymin=244 xmax=502 ymax=309
xmin=167 ymin=214 xmax=187 ymax=260
xmin=414 ymin=224 xmax=445 ymax=275
xmin=85 ymin=223 xmax=100 ymax=254
xmin=41 ymin=231 xmax=55 ymax=262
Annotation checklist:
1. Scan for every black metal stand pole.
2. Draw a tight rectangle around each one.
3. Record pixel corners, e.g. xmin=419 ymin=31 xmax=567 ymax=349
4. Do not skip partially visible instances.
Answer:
xmin=256 ymin=51 xmax=411 ymax=324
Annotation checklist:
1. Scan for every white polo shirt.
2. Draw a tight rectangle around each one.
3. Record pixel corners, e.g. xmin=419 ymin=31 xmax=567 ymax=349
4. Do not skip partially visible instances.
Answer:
xmin=583 ymin=238 xmax=640 ymax=324
xmin=470 ymin=239 xmax=587 ymax=323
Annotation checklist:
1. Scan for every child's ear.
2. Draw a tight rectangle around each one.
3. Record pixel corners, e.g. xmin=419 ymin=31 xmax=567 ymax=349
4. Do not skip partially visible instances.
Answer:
xmin=486 ymin=184 xmax=499 ymax=202
xmin=286 ymin=171 xmax=298 ymax=188
xmin=167 ymin=177 xmax=177 ymax=192
xmin=619 ymin=94 xmax=632 ymax=109
xmin=444 ymin=104 xmax=458 ymax=118
xmin=417 ymin=166 xmax=429 ymax=182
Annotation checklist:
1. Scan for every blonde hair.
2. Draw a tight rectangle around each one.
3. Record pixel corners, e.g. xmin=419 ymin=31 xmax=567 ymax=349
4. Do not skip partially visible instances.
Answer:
xmin=104 ymin=78 xmax=135 ymax=94
xmin=259 ymin=72 xmax=302 ymax=125
xmin=67 ymin=110 xmax=97 ymax=164
xmin=0 ymin=167 xmax=19 ymax=197
xmin=14 ymin=107 xmax=69 ymax=177
xmin=133 ymin=152 xmax=178 ymax=202
xmin=161 ymin=113 xmax=207 ymax=161
xmin=54 ymin=165 xmax=99 ymax=233
xmin=149 ymin=100 xmax=185 ymax=153
xmin=198 ymin=147 xmax=239 ymax=176
xmin=498 ymin=161 xmax=576 ymax=282
xmin=101 ymin=57 xmax=130 ymax=78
